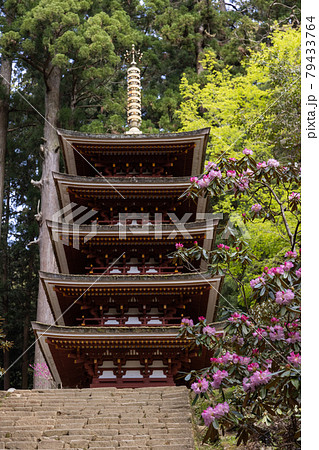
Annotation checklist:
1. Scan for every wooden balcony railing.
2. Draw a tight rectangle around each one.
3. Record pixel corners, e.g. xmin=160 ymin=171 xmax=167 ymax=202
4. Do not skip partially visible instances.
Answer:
xmin=85 ymin=265 xmax=183 ymax=275
xmin=76 ymin=315 xmax=185 ymax=327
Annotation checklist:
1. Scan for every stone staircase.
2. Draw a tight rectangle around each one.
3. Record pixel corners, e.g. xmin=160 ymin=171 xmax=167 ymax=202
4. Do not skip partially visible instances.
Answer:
xmin=0 ymin=386 xmax=195 ymax=449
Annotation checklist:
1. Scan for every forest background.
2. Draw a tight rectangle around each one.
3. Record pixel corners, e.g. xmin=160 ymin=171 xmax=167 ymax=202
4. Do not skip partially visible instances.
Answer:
xmin=0 ymin=0 xmax=300 ymax=389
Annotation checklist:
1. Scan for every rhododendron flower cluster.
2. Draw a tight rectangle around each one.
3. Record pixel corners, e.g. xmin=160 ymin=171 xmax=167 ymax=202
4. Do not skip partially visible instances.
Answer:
xmin=181 ymin=318 xmax=194 ymax=327
xmin=257 ymin=161 xmax=267 ymax=168
xmin=243 ymin=370 xmax=272 ymax=392
xmin=250 ymin=277 xmax=266 ymax=288
xmin=243 ymin=148 xmax=253 ymax=155
xmin=228 ymin=313 xmax=251 ymax=325
xmin=287 ymin=351 xmax=301 ymax=367
xmin=252 ymin=328 xmax=268 ymax=340
xmin=203 ymin=325 xmax=216 ymax=336
xmin=268 ymin=325 xmax=285 ymax=341
xmin=247 ymin=362 xmax=259 ymax=372
xmin=227 ymin=170 xmax=236 ymax=177
xmin=211 ymin=370 xmax=229 ymax=389
xmin=275 ymin=289 xmax=295 ymax=305
xmin=286 ymin=331 xmax=301 ymax=344
xmin=295 ymin=268 xmax=301 ymax=278
xmin=210 ymin=352 xmax=251 ymax=366
xmin=236 ymin=176 xmax=249 ymax=191
xmin=267 ymin=158 xmax=280 ymax=167
xmin=285 ymin=251 xmax=297 ymax=258
xmin=191 ymin=378 xmax=209 ymax=394
xmin=289 ymin=192 xmax=300 ymax=201
xmin=205 ymin=161 xmax=218 ymax=171
xmin=175 ymin=242 xmax=183 ymax=249
xmin=217 ymin=243 xmax=230 ymax=250
xmin=202 ymin=402 xmax=229 ymax=426
xmin=251 ymin=203 xmax=262 ymax=212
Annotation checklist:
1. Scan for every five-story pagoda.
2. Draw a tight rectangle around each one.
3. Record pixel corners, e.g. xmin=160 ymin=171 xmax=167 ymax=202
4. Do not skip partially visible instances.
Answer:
xmin=32 ymin=46 xmax=223 ymax=388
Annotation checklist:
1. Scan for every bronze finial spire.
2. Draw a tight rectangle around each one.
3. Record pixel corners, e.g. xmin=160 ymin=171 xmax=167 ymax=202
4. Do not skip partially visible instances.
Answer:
xmin=125 ymin=44 xmax=143 ymax=135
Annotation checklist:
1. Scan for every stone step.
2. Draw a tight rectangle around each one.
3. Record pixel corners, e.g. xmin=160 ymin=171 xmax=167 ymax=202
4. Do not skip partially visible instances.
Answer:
xmin=0 ymin=386 xmax=195 ymax=449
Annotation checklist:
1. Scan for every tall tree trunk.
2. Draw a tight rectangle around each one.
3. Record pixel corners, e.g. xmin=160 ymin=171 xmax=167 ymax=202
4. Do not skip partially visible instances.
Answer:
xmin=22 ymin=254 xmax=34 ymax=388
xmin=34 ymin=64 xmax=61 ymax=389
xmin=0 ymin=57 xmax=12 ymax=238
xmin=196 ymin=25 xmax=204 ymax=75
xmin=2 ymin=184 xmax=10 ymax=389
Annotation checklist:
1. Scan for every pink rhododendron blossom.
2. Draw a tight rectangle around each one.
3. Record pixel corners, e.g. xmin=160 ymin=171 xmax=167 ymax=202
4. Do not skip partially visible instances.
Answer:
xmin=243 ymin=148 xmax=253 ymax=155
xmin=275 ymin=289 xmax=295 ymax=305
xmin=271 ymin=317 xmax=279 ymax=323
xmin=251 ymin=203 xmax=262 ymax=212
xmin=229 ymin=157 xmax=236 ymax=161
xmin=190 ymin=176 xmax=198 ymax=183
xmin=247 ymin=363 xmax=259 ymax=372
xmin=224 ymin=245 xmax=230 ymax=250
xmin=295 ymin=268 xmax=301 ymax=279
xmin=237 ymin=177 xmax=249 ymax=191
xmin=240 ymin=356 xmax=251 ymax=365
xmin=227 ymin=170 xmax=236 ymax=178
xmin=289 ymin=192 xmax=301 ymax=201
xmin=286 ymin=331 xmax=301 ymax=344
xmin=198 ymin=316 xmax=205 ymax=321
xmin=205 ymin=161 xmax=217 ymax=171
xmin=203 ymin=326 xmax=216 ymax=336
xmin=257 ymin=161 xmax=267 ymax=168
xmin=211 ymin=370 xmax=228 ymax=389
xmin=202 ymin=402 xmax=229 ymax=426
xmin=181 ymin=318 xmax=193 ymax=327
xmin=287 ymin=351 xmax=301 ymax=367
xmin=207 ymin=169 xmax=222 ymax=180
xmin=243 ymin=370 xmax=272 ymax=392
xmin=285 ymin=251 xmax=297 ymax=258
xmin=250 ymin=277 xmax=266 ymax=288
xmin=228 ymin=312 xmax=241 ymax=323
xmin=253 ymin=328 xmax=268 ymax=340
xmin=175 ymin=243 xmax=183 ymax=249
xmin=210 ymin=357 xmax=223 ymax=364
xmin=252 ymin=348 xmax=259 ymax=355
xmin=243 ymin=168 xmax=254 ymax=176
xmin=191 ymin=378 xmax=209 ymax=394
xmin=268 ymin=266 xmax=284 ymax=276
xmin=267 ymin=158 xmax=280 ymax=167
xmin=217 ymin=244 xmax=224 ymax=249
xmin=283 ymin=261 xmax=294 ymax=271
xmin=194 ymin=241 xmax=198 ymax=245
xmin=197 ymin=175 xmax=211 ymax=187
xmin=268 ymin=325 xmax=285 ymax=341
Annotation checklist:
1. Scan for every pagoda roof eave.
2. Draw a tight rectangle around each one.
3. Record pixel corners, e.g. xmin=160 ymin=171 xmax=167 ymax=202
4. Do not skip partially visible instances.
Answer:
xmin=57 ymin=127 xmax=210 ymax=142
xmin=32 ymin=321 xmax=179 ymax=336
xmin=47 ymin=218 xmax=218 ymax=235
xmin=32 ymin=321 xmax=226 ymax=336
xmin=57 ymin=127 xmax=210 ymax=176
xmin=52 ymin=171 xmax=192 ymax=186
xmin=39 ymin=270 xmax=222 ymax=285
